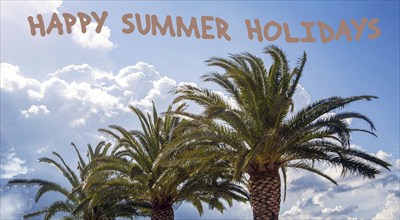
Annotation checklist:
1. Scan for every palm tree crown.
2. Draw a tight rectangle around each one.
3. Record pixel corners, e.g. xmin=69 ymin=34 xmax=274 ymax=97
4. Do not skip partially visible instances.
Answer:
xmin=85 ymin=103 xmax=249 ymax=220
xmin=7 ymin=142 xmax=140 ymax=220
xmin=172 ymin=45 xmax=391 ymax=219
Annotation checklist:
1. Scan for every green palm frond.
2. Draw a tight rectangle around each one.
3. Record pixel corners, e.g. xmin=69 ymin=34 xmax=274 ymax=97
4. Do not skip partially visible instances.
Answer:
xmin=38 ymin=157 xmax=79 ymax=187
xmin=8 ymin=179 xmax=71 ymax=202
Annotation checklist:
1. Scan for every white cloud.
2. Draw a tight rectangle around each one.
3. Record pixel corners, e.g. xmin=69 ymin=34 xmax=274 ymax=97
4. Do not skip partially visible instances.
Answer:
xmin=293 ymin=84 xmax=311 ymax=112
xmin=312 ymin=193 xmax=325 ymax=207
xmin=36 ymin=146 xmax=49 ymax=154
xmin=373 ymin=193 xmax=400 ymax=220
xmin=321 ymin=205 xmax=358 ymax=216
xmin=374 ymin=150 xmax=392 ymax=162
xmin=50 ymin=63 xmax=95 ymax=83
xmin=27 ymin=89 xmax=43 ymax=100
xmin=68 ymin=82 xmax=120 ymax=111
xmin=72 ymin=23 xmax=115 ymax=50
xmin=177 ymin=82 xmax=198 ymax=88
xmin=116 ymin=69 xmax=146 ymax=88
xmin=31 ymin=76 xmax=122 ymax=121
xmin=1 ymin=62 xmax=179 ymax=139
xmin=0 ymin=192 xmax=31 ymax=219
xmin=152 ymin=76 xmax=177 ymax=97
xmin=0 ymin=63 xmax=41 ymax=92
xmin=281 ymin=197 xmax=359 ymax=219
xmin=116 ymin=62 xmax=160 ymax=89
xmin=71 ymin=118 xmax=86 ymax=128
xmin=281 ymin=202 xmax=315 ymax=219
xmin=132 ymin=76 xmax=177 ymax=109
xmin=0 ymin=149 xmax=30 ymax=179
xmin=283 ymin=204 xmax=302 ymax=216
xmin=394 ymin=159 xmax=400 ymax=169
xmin=21 ymin=105 xmax=50 ymax=118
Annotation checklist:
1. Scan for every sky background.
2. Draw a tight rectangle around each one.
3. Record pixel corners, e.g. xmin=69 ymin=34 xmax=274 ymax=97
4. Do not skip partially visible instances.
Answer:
xmin=0 ymin=1 xmax=399 ymax=219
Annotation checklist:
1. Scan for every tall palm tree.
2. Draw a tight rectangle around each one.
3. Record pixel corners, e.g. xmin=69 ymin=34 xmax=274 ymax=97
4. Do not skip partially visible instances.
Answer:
xmin=7 ymin=142 xmax=140 ymax=220
xmin=85 ymin=103 xmax=249 ymax=220
xmin=172 ymin=45 xmax=391 ymax=219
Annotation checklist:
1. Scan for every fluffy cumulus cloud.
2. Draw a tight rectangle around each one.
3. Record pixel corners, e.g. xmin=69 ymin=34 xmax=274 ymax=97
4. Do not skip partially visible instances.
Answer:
xmin=21 ymin=105 xmax=50 ymax=118
xmin=373 ymin=192 xmax=400 ymax=219
xmin=0 ymin=149 xmax=30 ymax=179
xmin=0 ymin=61 xmax=179 ymax=169
xmin=132 ymin=76 xmax=177 ymax=109
xmin=0 ymin=61 xmax=177 ymax=155
xmin=72 ymin=23 xmax=115 ymax=50
xmin=0 ymin=63 xmax=41 ymax=92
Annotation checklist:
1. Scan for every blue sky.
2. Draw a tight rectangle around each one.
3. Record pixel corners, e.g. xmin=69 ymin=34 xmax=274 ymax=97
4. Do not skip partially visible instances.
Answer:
xmin=1 ymin=1 xmax=399 ymax=219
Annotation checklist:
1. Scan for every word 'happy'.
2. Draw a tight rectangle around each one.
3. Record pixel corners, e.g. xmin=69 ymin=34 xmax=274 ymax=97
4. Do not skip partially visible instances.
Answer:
xmin=27 ymin=11 xmax=381 ymax=43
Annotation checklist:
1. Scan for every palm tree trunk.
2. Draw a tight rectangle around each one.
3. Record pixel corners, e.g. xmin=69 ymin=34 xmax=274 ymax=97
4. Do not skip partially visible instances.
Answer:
xmin=249 ymin=171 xmax=281 ymax=220
xmin=151 ymin=204 xmax=174 ymax=220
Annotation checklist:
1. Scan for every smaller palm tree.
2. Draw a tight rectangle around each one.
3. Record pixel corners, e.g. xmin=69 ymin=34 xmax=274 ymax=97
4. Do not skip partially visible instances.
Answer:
xmin=84 ymin=103 xmax=249 ymax=220
xmin=7 ymin=142 xmax=140 ymax=220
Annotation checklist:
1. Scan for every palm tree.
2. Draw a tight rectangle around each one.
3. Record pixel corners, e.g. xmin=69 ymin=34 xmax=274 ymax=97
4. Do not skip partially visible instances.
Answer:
xmin=7 ymin=142 xmax=140 ymax=220
xmin=85 ymin=103 xmax=249 ymax=220
xmin=172 ymin=45 xmax=391 ymax=219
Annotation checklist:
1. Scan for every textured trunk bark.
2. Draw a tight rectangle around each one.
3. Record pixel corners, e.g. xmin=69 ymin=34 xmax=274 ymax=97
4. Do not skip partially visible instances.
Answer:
xmin=249 ymin=171 xmax=281 ymax=220
xmin=151 ymin=204 xmax=174 ymax=220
